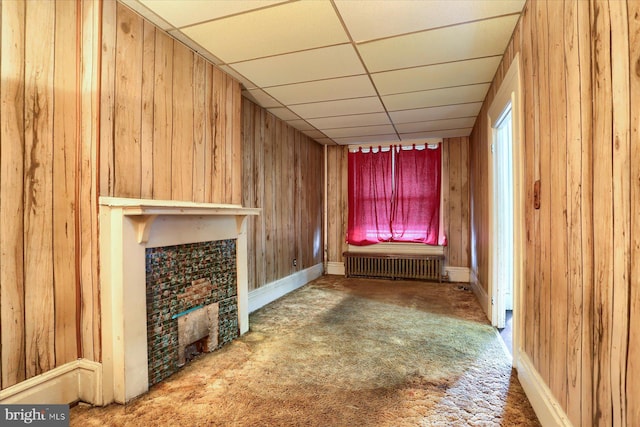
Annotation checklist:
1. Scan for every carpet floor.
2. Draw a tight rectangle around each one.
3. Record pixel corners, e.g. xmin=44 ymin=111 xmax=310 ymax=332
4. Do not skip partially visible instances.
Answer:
xmin=71 ymin=275 xmax=540 ymax=426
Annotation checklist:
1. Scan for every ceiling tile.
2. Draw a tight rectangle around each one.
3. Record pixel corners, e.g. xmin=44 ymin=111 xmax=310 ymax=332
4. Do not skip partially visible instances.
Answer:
xmin=395 ymin=117 xmax=476 ymax=133
xmin=264 ymin=75 xmax=376 ymax=105
xmin=389 ymin=103 xmax=482 ymax=124
xmin=230 ymin=44 xmax=365 ymax=87
xmin=323 ymin=124 xmax=396 ymax=139
xmin=242 ymin=89 xmax=282 ymax=108
xmin=401 ymin=128 xmax=473 ymax=140
xmin=382 ymin=84 xmax=490 ymax=111
xmin=167 ymin=29 xmax=223 ymax=64
xmin=358 ymin=15 xmax=519 ymax=72
xmin=267 ymin=107 xmax=300 ymax=122
xmin=182 ymin=1 xmax=348 ymax=64
xmin=139 ymin=0 xmax=287 ymax=28
xmin=308 ymin=112 xmax=391 ymax=130
xmin=371 ymin=56 xmax=502 ymax=95
xmin=334 ymin=0 xmax=525 ymax=42
xmin=302 ymin=129 xmax=328 ymax=139
xmin=289 ymin=97 xmax=385 ymax=119
xmin=333 ymin=134 xmax=400 ymax=145
xmin=286 ymin=120 xmax=317 ymax=132
xmin=218 ymin=65 xmax=257 ymax=89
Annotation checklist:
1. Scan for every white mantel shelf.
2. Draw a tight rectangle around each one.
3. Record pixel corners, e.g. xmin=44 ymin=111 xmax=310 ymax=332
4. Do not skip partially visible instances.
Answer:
xmin=99 ymin=197 xmax=260 ymax=404
xmin=99 ymin=197 xmax=260 ymax=243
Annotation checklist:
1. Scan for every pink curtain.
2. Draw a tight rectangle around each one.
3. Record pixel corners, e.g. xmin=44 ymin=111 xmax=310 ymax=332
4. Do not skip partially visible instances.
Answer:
xmin=347 ymin=148 xmax=393 ymax=245
xmin=347 ymin=145 xmax=442 ymax=246
xmin=391 ymin=145 xmax=441 ymax=245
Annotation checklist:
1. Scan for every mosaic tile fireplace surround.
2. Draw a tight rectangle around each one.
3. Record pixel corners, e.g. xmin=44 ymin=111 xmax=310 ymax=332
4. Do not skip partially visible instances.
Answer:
xmin=146 ymin=240 xmax=238 ymax=386
xmin=99 ymin=197 xmax=259 ymax=404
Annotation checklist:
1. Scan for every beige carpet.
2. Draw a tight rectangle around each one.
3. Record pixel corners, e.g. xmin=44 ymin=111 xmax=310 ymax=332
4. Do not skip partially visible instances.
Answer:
xmin=72 ymin=275 xmax=540 ymax=426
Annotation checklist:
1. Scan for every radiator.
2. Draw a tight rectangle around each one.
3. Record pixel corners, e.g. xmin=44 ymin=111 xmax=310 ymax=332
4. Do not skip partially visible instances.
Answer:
xmin=343 ymin=252 xmax=443 ymax=282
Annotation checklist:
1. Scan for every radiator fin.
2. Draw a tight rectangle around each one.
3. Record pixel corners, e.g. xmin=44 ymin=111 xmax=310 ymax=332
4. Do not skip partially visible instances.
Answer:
xmin=343 ymin=252 xmax=443 ymax=282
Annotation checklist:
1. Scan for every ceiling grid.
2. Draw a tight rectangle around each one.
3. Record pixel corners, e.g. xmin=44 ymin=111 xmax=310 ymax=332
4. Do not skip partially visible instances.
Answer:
xmin=122 ymin=0 xmax=525 ymax=145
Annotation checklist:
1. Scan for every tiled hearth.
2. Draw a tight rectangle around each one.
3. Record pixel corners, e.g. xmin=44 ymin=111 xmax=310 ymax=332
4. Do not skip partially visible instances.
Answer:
xmin=146 ymin=240 xmax=238 ymax=386
xmin=99 ymin=198 xmax=259 ymax=404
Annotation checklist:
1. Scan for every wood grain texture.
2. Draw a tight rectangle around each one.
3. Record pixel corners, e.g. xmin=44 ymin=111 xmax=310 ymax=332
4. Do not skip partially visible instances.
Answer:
xmin=53 ymin=0 xmax=79 ymax=366
xmin=468 ymin=0 xmax=640 ymax=424
xmin=242 ymin=100 xmax=323 ymax=290
xmin=24 ymin=0 xmax=56 ymax=378
xmin=102 ymin=2 xmax=241 ymax=204
xmin=0 ymin=0 xmax=27 ymax=388
xmin=626 ymin=3 xmax=640 ymax=425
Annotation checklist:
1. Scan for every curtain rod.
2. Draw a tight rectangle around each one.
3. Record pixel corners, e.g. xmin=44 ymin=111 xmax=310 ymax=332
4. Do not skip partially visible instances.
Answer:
xmin=348 ymin=139 xmax=442 ymax=153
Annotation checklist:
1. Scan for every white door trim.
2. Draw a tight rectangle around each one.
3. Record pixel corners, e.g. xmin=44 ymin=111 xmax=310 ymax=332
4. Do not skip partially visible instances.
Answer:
xmin=486 ymin=53 xmax=524 ymax=368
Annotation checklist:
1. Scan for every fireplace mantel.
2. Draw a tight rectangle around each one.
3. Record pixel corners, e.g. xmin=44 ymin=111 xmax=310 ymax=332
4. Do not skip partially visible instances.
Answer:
xmin=100 ymin=197 xmax=261 ymax=243
xmin=99 ymin=197 xmax=260 ymax=404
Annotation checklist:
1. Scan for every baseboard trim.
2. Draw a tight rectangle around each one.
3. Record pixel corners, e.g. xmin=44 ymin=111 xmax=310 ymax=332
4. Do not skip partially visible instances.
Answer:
xmin=444 ymin=266 xmax=470 ymax=283
xmin=470 ymin=270 xmax=490 ymax=319
xmin=248 ymin=263 xmax=323 ymax=313
xmin=0 ymin=359 xmax=103 ymax=405
xmin=326 ymin=261 xmax=345 ymax=276
xmin=516 ymin=352 xmax=572 ymax=427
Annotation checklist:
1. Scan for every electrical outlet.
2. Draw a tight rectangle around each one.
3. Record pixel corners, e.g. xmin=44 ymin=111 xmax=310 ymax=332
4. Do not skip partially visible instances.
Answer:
xmin=292 ymin=258 xmax=297 ymax=267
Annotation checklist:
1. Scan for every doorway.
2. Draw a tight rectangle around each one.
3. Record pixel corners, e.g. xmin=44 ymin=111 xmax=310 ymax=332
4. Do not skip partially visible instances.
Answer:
xmin=487 ymin=54 xmax=523 ymax=364
xmin=493 ymin=106 xmax=514 ymax=353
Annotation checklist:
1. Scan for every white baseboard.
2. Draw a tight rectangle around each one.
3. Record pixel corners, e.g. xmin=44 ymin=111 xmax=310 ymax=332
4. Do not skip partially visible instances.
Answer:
xmin=248 ymin=263 xmax=323 ymax=313
xmin=470 ymin=270 xmax=490 ymax=319
xmin=0 ymin=359 xmax=103 ymax=405
xmin=444 ymin=266 xmax=470 ymax=283
xmin=326 ymin=261 xmax=345 ymax=276
xmin=516 ymin=352 xmax=572 ymax=427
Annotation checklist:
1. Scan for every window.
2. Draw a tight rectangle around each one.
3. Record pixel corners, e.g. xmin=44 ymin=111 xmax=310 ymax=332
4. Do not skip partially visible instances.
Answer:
xmin=347 ymin=144 xmax=443 ymax=246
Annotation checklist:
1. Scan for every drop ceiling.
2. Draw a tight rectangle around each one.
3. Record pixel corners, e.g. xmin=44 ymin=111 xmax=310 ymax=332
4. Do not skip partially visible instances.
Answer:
xmin=121 ymin=0 xmax=525 ymax=145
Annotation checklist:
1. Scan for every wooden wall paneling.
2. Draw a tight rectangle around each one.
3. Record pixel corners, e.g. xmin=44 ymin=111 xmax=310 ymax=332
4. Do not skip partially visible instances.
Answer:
xmin=224 ymin=75 xmax=234 ymax=205
xmin=211 ymin=67 xmax=225 ymax=204
xmin=577 ymin=0 xmax=594 ymax=423
xmin=519 ymin=0 xmax=536 ymax=365
xmin=326 ymin=147 xmax=336 ymax=262
xmin=53 ymin=0 xmax=79 ymax=366
xmin=0 ymin=0 xmax=27 ymax=388
xmin=534 ymin=0 xmax=551 ymax=382
xmin=192 ymin=55 xmax=207 ymax=203
xmin=448 ymin=137 xmax=462 ymax=267
xmin=626 ymin=2 xmax=640 ymax=424
xmin=340 ymin=145 xmax=348 ymax=261
xmin=293 ymin=132 xmax=302 ymax=269
xmin=140 ymin=21 xmax=155 ymax=199
xmin=231 ymin=78 xmax=242 ymax=206
xmin=203 ymin=64 xmax=213 ymax=203
xmin=263 ymin=114 xmax=275 ymax=283
xmin=24 ymin=0 xmax=56 ymax=378
xmin=459 ymin=137 xmax=470 ymax=267
xmin=113 ymin=4 xmax=142 ymax=198
xmin=241 ymin=99 xmax=256 ymax=288
xmin=547 ymin=0 xmax=569 ymax=408
xmin=80 ymin=0 xmax=102 ymax=362
xmin=151 ymin=31 xmax=173 ymax=200
xmin=253 ymin=105 xmax=266 ymax=289
xmin=170 ymin=42 xmax=194 ymax=201
xmin=441 ymin=140 xmax=450 ymax=264
xmin=609 ymin=1 xmax=631 ymax=424
xmin=99 ymin=0 xmax=116 ymax=196
xmin=275 ymin=120 xmax=284 ymax=277
xmin=590 ymin=1 xmax=614 ymax=424
xmin=563 ymin=0 xmax=584 ymax=422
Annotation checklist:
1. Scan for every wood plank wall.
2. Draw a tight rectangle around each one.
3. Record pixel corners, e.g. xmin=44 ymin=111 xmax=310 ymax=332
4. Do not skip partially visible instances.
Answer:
xmin=242 ymin=99 xmax=323 ymax=291
xmin=325 ymin=138 xmax=470 ymax=268
xmin=0 ymin=0 xmax=101 ymax=389
xmin=468 ymin=0 xmax=640 ymax=424
xmin=100 ymin=1 xmax=242 ymax=204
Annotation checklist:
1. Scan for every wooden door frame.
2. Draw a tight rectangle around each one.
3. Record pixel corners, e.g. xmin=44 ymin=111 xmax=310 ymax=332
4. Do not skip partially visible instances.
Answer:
xmin=486 ymin=54 xmax=524 ymax=367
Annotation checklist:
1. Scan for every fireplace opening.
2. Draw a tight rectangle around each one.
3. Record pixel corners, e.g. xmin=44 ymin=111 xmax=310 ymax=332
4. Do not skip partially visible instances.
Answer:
xmin=146 ymin=239 xmax=238 ymax=387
